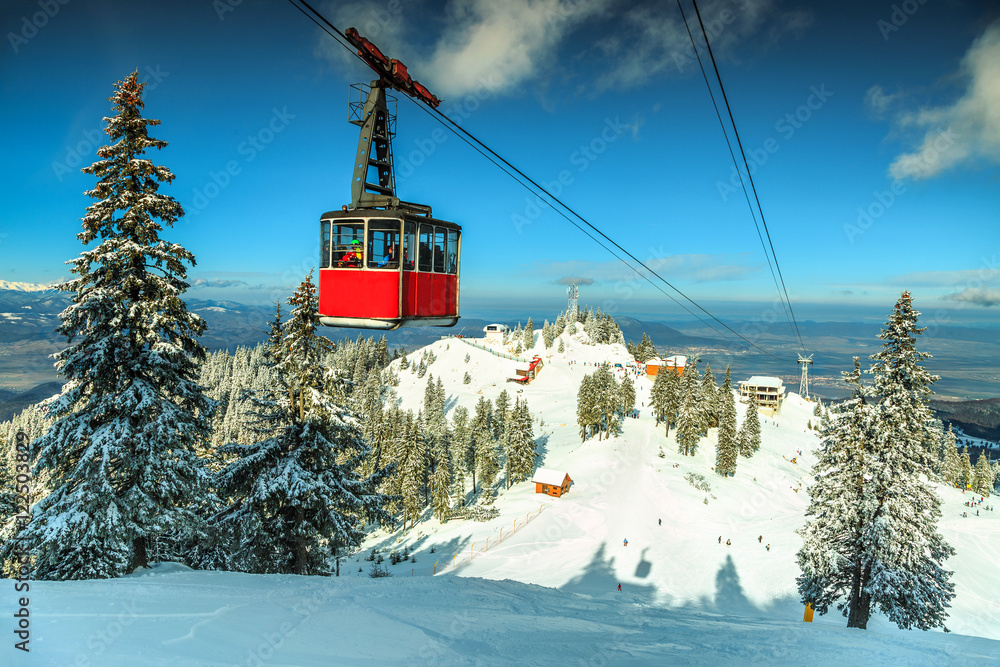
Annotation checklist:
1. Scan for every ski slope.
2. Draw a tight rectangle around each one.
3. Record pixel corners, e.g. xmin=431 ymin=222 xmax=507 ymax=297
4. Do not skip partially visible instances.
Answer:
xmin=6 ymin=330 xmax=999 ymax=665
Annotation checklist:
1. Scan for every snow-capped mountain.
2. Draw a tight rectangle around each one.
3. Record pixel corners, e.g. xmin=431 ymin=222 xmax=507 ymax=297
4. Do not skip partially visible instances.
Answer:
xmin=0 ymin=280 xmax=57 ymax=292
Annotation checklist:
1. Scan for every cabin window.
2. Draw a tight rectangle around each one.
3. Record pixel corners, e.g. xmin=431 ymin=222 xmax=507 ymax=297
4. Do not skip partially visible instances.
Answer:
xmin=447 ymin=229 xmax=459 ymax=274
xmin=542 ymin=485 xmax=549 ymax=493
xmin=403 ymin=222 xmax=416 ymax=271
xmin=329 ymin=221 xmax=365 ymax=268
xmin=418 ymin=223 xmax=433 ymax=272
xmin=433 ymin=227 xmax=446 ymax=273
xmin=366 ymin=219 xmax=401 ymax=269
xmin=320 ymin=221 xmax=331 ymax=269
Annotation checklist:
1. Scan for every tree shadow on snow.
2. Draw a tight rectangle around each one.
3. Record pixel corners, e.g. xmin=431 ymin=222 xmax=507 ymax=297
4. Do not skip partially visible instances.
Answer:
xmin=673 ymin=554 xmax=802 ymax=621
xmin=559 ymin=542 xmax=659 ymax=601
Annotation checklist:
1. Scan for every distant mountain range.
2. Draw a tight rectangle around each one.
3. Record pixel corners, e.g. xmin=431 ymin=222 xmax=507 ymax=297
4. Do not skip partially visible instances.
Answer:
xmin=0 ymin=280 xmax=58 ymax=292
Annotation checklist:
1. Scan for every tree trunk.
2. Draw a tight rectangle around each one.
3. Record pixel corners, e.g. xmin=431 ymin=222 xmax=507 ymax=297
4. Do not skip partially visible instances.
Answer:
xmin=131 ymin=536 xmax=149 ymax=572
xmin=293 ymin=507 xmax=307 ymax=575
xmin=847 ymin=563 xmax=872 ymax=629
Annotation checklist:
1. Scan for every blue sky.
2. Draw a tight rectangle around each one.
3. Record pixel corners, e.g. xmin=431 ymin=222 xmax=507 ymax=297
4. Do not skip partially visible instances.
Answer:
xmin=2 ymin=0 xmax=999 ymax=326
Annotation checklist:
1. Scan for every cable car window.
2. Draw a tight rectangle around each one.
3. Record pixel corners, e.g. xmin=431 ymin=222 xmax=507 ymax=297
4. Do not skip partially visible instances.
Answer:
xmin=433 ymin=227 xmax=446 ymax=273
xmin=331 ymin=221 xmax=365 ymax=268
xmin=320 ymin=221 xmax=331 ymax=269
xmin=446 ymin=229 xmax=458 ymax=274
xmin=403 ymin=221 xmax=416 ymax=271
xmin=418 ymin=223 xmax=433 ymax=272
xmin=367 ymin=219 xmax=401 ymax=269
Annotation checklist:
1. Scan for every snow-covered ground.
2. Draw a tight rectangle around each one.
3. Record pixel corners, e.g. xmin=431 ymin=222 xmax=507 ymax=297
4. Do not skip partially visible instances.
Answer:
xmin=6 ymin=331 xmax=1000 ymax=665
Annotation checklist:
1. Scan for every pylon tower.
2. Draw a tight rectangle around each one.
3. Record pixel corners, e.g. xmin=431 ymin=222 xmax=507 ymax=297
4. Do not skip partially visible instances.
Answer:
xmin=798 ymin=354 xmax=813 ymax=399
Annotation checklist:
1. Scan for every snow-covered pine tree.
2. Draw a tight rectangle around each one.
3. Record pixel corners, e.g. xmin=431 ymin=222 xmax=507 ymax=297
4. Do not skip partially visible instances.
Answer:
xmin=594 ymin=364 xmax=619 ymax=439
xmin=542 ymin=320 xmax=554 ymax=348
xmin=523 ymin=317 xmax=534 ymax=349
xmin=216 ymin=273 xmax=392 ymax=573
xmin=939 ymin=425 xmax=960 ymax=487
xmin=494 ymin=389 xmax=511 ymax=439
xmin=557 ymin=338 xmax=565 ymax=354
xmin=797 ymin=359 xmax=874 ymax=625
xmin=800 ymin=293 xmax=956 ymax=631
xmin=700 ymin=363 xmax=718 ymax=429
xmin=958 ymin=445 xmax=973 ymax=490
xmin=738 ymin=392 xmax=761 ymax=457
xmin=6 ymin=72 xmax=213 ymax=580
xmin=430 ymin=453 xmax=451 ymax=521
xmin=449 ymin=405 xmax=473 ymax=501
xmin=470 ymin=397 xmax=494 ymax=492
xmin=675 ymin=383 xmax=701 ymax=456
xmin=973 ymin=451 xmax=993 ymax=496
xmin=715 ymin=367 xmax=738 ymax=476
xmin=620 ymin=376 xmax=636 ymax=418
xmin=394 ymin=410 xmax=426 ymax=530
xmin=506 ymin=398 xmax=536 ymax=485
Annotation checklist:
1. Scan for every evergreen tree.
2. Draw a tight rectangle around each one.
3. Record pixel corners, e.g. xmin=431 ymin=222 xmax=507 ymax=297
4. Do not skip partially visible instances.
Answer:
xmin=430 ymin=455 xmax=452 ymax=521
xmin=557 ymin=338 xmax=565 ymax=354
xmin=506 ymin=398 xmax=536 ymax=484
xmin=398 ymin=411 xmax=427 ymax=530
xmin=449 ymin=405 xmax=473 ymax=501
xmin=958 ymin=445 xmax=973 ymax=490
xmin=542 ymin=320 xmax=555 ymax=348
xmin=798 ymin=293 xmax=955 ymax=631
xmin=494 ymin=389 xmax=511 ymax=438
xmin=715 ymin=367 xmax=738 ymax=476
xmin=675 ymin=383 xmax=701 ymax=456
xmin=8 ymin=72 xmax=213 ymax=580
xmin=470 ymin=397 xmax=494 ymax=492
xmin=939 ymin=425 xmax=960 ymax=487
xmin=216 ymin=274 xmax=392 ymax=574
xmin=973 ymin=452 xmax=994 ymax=496
xmin=738 ymin=393 xmax=761 ymax=457
xmin=700 ymin=363 xmax=718 ymax=428
xmin=620 ymin=376 xmax=636 ymax=418
xmin=523 ymin=317 xmax=535 ymax=349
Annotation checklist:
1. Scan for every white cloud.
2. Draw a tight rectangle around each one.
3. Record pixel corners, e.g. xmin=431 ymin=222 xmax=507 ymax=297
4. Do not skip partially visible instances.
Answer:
xmin=864 ymin=84 xmax=898 ymax=119
xmin=889 ymin=268 xmax=1000 ymax=287
xmin=592 ymin=0 xmax=811 ymax=92
xmin=888 ymin=19 xmax=1000 ymax=181
xmin=418 ymin=0 xmax=610 ymax=98
xmin=942 ymin=287 xmax=1000 ymax=307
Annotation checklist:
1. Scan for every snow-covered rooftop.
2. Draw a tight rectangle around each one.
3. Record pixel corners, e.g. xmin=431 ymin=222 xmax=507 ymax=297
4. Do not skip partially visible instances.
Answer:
xmin=532 ymin=468 xmax=570 ymax=486
xmin=741 ymin=376 xmax=784 ymax=388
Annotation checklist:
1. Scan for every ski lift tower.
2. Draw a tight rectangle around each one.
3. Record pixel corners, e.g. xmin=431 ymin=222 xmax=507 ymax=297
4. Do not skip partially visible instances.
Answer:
xmin=567 ymin=281 xmax=579 ymax=323
xmin=798 ymin=354 xmax=813 ymax=400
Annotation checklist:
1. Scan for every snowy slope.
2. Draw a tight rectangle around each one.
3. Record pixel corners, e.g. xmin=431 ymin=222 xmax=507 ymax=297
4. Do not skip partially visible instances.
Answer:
xmin=6 ymin=330 xmax=1000 ymax=665
xmin=374 ymin=331 xmax=1000 ymax=640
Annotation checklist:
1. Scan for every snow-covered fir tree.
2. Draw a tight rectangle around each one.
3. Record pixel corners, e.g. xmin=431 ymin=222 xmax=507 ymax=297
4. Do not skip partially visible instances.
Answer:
xmin=939 ymin=425 xmax=960 ymax=486
xmin=398 ymin=411 xmax=427 ymax=530
xmin=470 ymin=397 xmax=494 ymax=492
xmin=542 ymin=320 xmax=554 ymax=348
xmin=675 ymin=381 xmax=701 ymax=456
xmin=620 ymin=376 xmax=636 ymax=418
xmin=577 ymin=374 xmax=599 ymax=442
xmin=798 ymin=292 xmax=955 ymax=631
xmin=700 ymin=363 xmax=718 ymax=428
xmin=215 ymin=273 xmax=392 ymax=574
xmin=797 ymin=359 xmax=874 ymax=626
xmin=715 ymin=367 xmax=738 ymax=477
xmin=973 ymin=451 xmax=994 ymax=496
xmin=6 ymin=72 xmax=213 ymax=580
xmin=958 ymin=445 xmax=973 ymax=490
xmin=505 ymin=398 xmax=536 ymax=485
xmin=449 ymin=405 xmax=473 ymax=501
xmin=738 ymin=393 xmax=761 ymax=457
xmin=557 ymin=338 xmax=565 ymax=354
xmin=523 ymin=317 xmax=534 ymax=349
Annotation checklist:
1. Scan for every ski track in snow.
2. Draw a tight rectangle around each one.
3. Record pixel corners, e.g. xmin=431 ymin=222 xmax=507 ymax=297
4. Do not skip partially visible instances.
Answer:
xmin=6 ymin=333 xmax=1000 ymax=665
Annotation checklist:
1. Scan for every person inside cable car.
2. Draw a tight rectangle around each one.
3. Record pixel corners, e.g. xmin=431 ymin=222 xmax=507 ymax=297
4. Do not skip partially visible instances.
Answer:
xmin=342 ymin=239 xmax=363 ymax=266
xmin=378 ymin=243 xmax=398 ymax=268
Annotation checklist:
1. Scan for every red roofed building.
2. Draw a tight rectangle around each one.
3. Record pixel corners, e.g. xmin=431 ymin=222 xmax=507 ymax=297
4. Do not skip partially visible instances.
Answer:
xmin=533 ymin=468 xmax=572 ymax=497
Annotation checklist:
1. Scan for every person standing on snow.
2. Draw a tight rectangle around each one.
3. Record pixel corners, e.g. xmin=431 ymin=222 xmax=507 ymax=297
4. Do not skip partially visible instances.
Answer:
xmin=623 ymin=538 xmax=628 ymax=547
xmin=618 ymin=583 xmax=622 ymax=591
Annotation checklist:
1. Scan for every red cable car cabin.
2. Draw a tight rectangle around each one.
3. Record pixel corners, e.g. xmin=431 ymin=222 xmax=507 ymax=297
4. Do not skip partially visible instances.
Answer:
xmin=318 ymin=210 xmax=460 ymax=330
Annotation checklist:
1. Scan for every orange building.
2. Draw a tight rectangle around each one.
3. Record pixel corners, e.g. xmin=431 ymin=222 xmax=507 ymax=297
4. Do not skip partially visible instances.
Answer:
xmin=645 ymin=355 xmax=687 ymax=376
xmin=532 ymin=468 xmax=572 ymax=497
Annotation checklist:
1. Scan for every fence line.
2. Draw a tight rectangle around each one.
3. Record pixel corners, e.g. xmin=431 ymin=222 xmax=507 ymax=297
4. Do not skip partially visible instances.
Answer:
xmin=451 ymin=336 xmax=532 ymax=363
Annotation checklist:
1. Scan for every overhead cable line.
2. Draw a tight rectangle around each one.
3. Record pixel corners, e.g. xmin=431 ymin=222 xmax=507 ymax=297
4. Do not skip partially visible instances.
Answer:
xmin=286 ymin=0 xmax=783 ymax=358
xmin=685 ymin=0 xmax=805 ymax=350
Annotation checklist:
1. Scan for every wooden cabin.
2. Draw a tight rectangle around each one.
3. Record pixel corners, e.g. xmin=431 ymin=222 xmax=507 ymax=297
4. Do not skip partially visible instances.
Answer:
xmin=532 ymin=468 xmax=572 ymax=497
